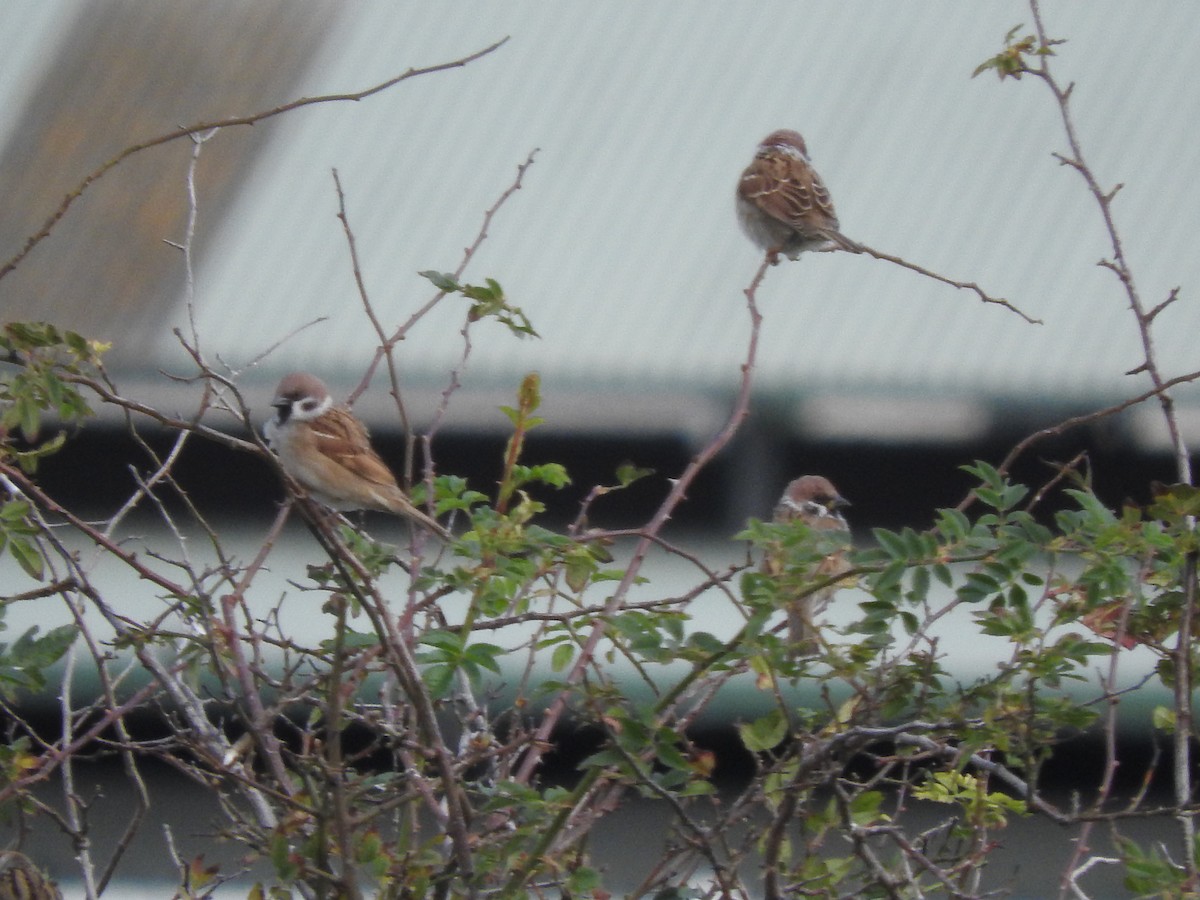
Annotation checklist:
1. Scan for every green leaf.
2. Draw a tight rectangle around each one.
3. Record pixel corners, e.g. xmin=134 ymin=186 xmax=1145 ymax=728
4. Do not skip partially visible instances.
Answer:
xmin=463 ymin=642 xmax=504 ymax=674
xmin=907 ymin=565 xmax=931 ymax=603
xmin=0 ymin=501 xmax=31 ymax=523
xmin=12 ymin=623 xmax=77 ymax=663
xmin=936 ymin=507 xmax=971 ymax=539
xmin=849 ymin=790 xmax=889 ymax=826
xmin=873 ymin=560 xmax=907 ymax=594
xmin=872 ymin=528 xmax=908 ymax=560
xmin=8 ymin=537 xmax=44 ymax=581
xmin=268 ymin=832 xmax=298 ymax=882
xmin=418 ymin=270 xmax=461 ymax=293
xmin=0 ymin=624 xmax=78 ymax=695
xmin=422 ymin=663 xmax=455 ymax=698
xmin=1152 ymin=705 xmax=1176 ymax=732
xmin=564 ymin=548 xmax=597 ymax=592
xmin=962 ymin=460 xmax=1003 ymax=490
xmin=615 ymin=461 xmax=655 ymax=487
xmin=17 ymin=396 xmax=40 ymax=440
xmin=550 ymin=642 xmax=574 ymax=672
xmin=565 ymin=867 xmax=602 ymax=893
xmin=738 ymin=710 xmax=787 ymax=752
xmin=418 ymin=629 xmax=464 ymax=653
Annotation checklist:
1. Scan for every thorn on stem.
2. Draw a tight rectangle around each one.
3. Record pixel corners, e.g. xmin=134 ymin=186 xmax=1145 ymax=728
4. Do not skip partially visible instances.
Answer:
xmin=1146 ymin=288 xmax=1181 ymax=323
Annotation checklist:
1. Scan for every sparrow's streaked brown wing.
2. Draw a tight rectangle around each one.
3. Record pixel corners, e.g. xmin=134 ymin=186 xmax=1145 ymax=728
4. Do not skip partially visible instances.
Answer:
xmin=310 ymin=406 xmax=402 ymax=492
xmin=740 ymin=152 xmax=861 ymax=255
xmin=740 ymin=152 xmax=838 ymax=234
xmin=305 ymin=407 xmax=451 ymax=539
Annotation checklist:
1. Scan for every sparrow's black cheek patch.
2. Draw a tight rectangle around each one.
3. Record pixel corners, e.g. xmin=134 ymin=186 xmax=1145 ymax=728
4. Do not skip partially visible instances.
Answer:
xmin=300 ymin=400 xmax=320 ymax=414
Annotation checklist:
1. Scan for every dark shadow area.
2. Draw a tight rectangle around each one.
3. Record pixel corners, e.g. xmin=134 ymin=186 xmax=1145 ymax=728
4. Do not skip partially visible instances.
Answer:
xmin=35 ymin=421 xmax=1182 ymax=532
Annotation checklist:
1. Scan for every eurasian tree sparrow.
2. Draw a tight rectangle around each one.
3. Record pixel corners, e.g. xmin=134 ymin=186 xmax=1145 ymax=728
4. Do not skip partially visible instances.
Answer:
xmin=736 ymin=129 xmax=862 ymax=262
xmin=766 ymin=475 xmax=852 ymax=654
xmin=264 ymin=372 xmax=450 ymax=540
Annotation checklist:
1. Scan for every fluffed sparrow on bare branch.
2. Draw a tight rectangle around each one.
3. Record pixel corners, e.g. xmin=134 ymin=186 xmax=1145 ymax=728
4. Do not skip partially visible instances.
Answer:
xmin=765 ymin=475 xmax=852 ymax=655
xmin=737 ymin=129 xmax=862 ymax=262
xmin=264 ymin=372 xmax=450 ymax=540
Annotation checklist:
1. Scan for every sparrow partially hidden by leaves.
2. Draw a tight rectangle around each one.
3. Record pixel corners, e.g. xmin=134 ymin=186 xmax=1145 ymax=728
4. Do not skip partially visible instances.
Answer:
xmin=765 ymin=475 xmax=852 ymax=655
xmin=736 ymin=129 xmax=862 ymax=263
xmin=264 ymin=372 xmax=450 ymax=540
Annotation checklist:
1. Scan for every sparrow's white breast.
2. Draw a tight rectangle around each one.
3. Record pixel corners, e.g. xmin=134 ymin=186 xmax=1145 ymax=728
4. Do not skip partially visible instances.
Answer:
xmin=265 ymin=418 xmax=347 ymax=509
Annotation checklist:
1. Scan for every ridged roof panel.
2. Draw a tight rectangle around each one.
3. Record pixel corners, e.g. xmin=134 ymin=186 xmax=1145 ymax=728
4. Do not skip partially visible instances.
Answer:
xmin=6 ymin=3 xmax=1199 ymax=439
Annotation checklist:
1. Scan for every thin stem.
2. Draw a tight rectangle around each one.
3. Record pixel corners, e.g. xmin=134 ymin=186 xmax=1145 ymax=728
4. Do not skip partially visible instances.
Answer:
xmin=0 ymin=38 xmax=509 ymax=282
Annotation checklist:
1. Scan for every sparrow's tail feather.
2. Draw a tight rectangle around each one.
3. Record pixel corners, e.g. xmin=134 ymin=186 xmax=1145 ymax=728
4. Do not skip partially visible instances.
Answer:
xmin=823 ymin=229 xmax=865 ymax=253
xmin=401 ymin=504 xmax=453 ymax=542
xmin=382 ymin=489 xmax=453 ymax=541
xmin=411 ymin=509 xmax=453 ymax=542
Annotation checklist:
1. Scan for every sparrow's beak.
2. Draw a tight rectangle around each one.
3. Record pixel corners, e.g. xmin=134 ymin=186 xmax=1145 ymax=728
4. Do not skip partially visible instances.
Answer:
xmin=829 ymin=495 xmax=850 ymax=511
xmin=271 ymin=399 xmax=291 ymax=423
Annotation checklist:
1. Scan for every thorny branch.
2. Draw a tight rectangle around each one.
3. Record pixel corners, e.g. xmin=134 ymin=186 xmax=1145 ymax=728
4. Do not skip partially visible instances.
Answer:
xmin=1026 ymin=10 xmax=1197 ymax=890
xmin=511 ymin=258 xmax=771 ymax=787
xmin=1026 ymin=4 xmax=1187 ymax=486
xmin=854 ymin=242 xmax=1043 ymax=325
xmin=348 ymin=148 xmax=540 ymax=406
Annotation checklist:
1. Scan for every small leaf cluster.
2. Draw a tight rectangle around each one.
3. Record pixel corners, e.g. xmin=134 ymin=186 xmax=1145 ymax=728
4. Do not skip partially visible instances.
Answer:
xmin=419 ymin=271 xmax=538 ymax=338
xmin=971 ymin=24 xmax=1056 ymax=80
xmin=0 ymin=621 xmax=78 ymax=699
xmin=1 ymin=321 xmax=105 ymax=472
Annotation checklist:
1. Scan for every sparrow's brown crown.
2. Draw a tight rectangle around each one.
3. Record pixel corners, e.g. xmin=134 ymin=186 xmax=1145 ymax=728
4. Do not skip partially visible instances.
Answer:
xmin=776 ymin=474 xmax=849 ymax=521
xmin=271 ymin=371 xmax=333 ymax=423
xmin=759 ymin=129 xmax=809 ymax=158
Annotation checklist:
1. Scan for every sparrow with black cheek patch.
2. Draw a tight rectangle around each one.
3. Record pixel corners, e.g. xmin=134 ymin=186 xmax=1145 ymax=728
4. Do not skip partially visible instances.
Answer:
xmin=263 ymin=372 xmax=450 ymax=540
xmin=765 ymin=474 xmax=852 ymax=655
xmin=736 ymin=129 xmax=862 ymax=263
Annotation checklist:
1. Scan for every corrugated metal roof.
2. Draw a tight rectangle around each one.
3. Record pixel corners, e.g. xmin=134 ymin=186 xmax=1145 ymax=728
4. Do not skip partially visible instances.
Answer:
xmin=0 ymin=0 xmax=338 ymax=352
xmin=4 ymin=2 xmax=1199 ymax=443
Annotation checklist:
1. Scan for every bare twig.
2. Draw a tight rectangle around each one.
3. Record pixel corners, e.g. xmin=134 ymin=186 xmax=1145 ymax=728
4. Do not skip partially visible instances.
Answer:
xmin=856 ymin=242 xmax=1042 ymax=324
xmin=331 ymin=168 xmax=411 ymax=437
xmin=1024 ymin=5 xmax=1194 ymax=876
xmin=1027 ymin=1 xmax=1188 ymax=485
xmin=955 ymin=366 xmax=1200 ymax=512
xmin=512 ymin=259 xmax=769 ymax=778
xmin=0 ymin=38 xmax=510 ymax=282
xmin=349 ymin=147 xmax=540 ymax=404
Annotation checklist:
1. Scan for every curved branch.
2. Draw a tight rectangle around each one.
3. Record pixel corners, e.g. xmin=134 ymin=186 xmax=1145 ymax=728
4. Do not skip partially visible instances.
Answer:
xmin=855 ymin=242 xmax=1042 ymax=324
xmin=512 ymin=259 xmax=771 ymax=786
